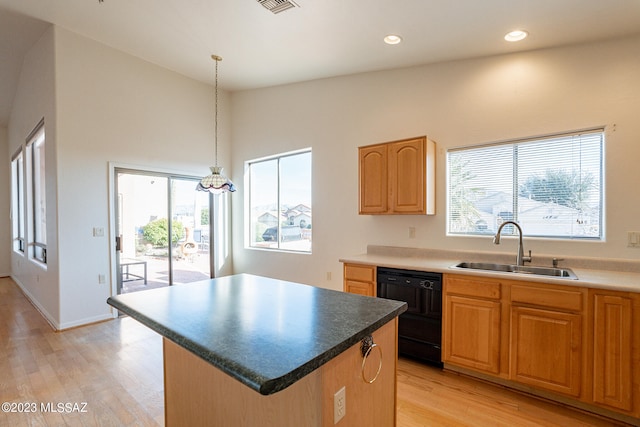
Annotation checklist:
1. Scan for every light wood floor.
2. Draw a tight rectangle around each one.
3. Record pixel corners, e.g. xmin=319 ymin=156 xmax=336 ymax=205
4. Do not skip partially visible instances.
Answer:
xmin=0 ymin=277 xmax=628 ymax=426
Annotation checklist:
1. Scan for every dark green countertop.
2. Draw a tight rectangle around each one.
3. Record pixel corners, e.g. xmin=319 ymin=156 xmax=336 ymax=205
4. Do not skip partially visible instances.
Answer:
xmin=106 ymin=273 xmax=406 ymax=395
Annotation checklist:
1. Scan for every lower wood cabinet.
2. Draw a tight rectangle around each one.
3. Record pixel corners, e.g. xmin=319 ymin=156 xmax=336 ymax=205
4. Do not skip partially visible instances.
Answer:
xmin=590 ymin=289 xmax=639 ymax=415
xmin=509 ymin=282 xmax=585 ymax=397
xmin=510 ymin=305 xmax=582 ymax=396
xmin=443 ymin=275 xmax=501 ymax=374
xmin=443 ymin=274 xmax=640 ymax=424
xmin=343 ymin=263 xmax=376 ymax=297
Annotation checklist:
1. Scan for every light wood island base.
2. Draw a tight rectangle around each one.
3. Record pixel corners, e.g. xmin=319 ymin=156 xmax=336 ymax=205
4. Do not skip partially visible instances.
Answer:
xmin=163 ymin=318 xmax=398 ymax=426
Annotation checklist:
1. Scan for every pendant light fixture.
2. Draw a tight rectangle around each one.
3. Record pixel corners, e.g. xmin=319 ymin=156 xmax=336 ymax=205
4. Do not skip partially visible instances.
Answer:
xmin=197 ymin=55 xmax=236 ymax=194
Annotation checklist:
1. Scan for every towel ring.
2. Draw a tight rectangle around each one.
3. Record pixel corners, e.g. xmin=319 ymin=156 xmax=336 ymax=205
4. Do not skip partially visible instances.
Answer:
xmin=360 ymin=335 xmax=383 ymax=384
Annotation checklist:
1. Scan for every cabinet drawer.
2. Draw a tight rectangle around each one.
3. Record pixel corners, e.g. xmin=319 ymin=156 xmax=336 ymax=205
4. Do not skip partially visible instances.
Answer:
xmin=511 ymin=284 xmax=583 ymax=312
xmin=345 ymin=280 xmax=374 ymax=297
xmin=444 ymin=275 xmax=501 ymax=299
xmin=344 ymin=264 xmax=375 ymax=282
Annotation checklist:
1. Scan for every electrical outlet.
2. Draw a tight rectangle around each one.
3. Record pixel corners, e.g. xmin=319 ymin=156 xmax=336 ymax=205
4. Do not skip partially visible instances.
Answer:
xmin=93 ymin=227 xmax=105 ymax=237
xmin=408 ymin=227 xmax=416 ymax=239
xmin=628 ymin=231 xmax=640 ymax=248
xmin=334 ymin=386 xmax=346 ymax=424
xmin=326 ymin=271 xmax=332 ymax=281
xmin=98 ymin=274 xmax=106 ymax=284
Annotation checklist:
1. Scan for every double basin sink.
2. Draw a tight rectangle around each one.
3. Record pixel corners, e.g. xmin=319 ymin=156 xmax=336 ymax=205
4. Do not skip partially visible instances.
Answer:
xmin=452 ymin=262 xmax=578 ymax=280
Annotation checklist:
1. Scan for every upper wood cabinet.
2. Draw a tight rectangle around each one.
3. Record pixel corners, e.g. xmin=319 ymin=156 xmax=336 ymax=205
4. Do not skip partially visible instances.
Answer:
xmin=359 ymin=144 xmax=388 ymax=214
xmin=359 ymin=136 xmax=435 ymax=215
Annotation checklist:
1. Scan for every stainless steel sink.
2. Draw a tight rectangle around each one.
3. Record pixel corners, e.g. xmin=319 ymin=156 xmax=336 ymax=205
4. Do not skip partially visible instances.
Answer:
xmin=452 ymin=262 xmax=578 ymax=280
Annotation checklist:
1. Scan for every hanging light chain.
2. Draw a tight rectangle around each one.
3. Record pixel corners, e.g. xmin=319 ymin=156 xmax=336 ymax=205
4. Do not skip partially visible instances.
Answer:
xmin=212 ymin=54 xmax=222 ymax=166
xmin=196 ymin=54 xmax=236 ymax=193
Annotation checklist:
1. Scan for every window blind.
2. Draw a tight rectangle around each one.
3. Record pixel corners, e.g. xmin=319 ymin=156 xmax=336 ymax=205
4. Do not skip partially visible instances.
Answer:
xmin=447 ymin=129 xmax=603 ymax=239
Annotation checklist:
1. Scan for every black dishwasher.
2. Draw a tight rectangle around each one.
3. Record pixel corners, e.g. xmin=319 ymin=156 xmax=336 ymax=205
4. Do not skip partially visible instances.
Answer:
xmin=377 ymin=267 xmax=442 ymax=367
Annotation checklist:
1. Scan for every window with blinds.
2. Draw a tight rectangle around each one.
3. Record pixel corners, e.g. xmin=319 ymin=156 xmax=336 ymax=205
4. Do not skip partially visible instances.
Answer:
xmin=447 ymin=129 xmax=603 ymax=239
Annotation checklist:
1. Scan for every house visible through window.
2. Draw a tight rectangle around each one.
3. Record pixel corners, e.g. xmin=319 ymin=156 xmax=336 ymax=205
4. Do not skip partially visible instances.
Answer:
xmin=447 ymin=129 xmax=603 ymax=239
xmin=28 ymin=120 xmax=47 ymax=263
xmin=247 ymin=149 xmax=312 ymax=252
xmin=11 ymin=149 xmax=25 ymax=253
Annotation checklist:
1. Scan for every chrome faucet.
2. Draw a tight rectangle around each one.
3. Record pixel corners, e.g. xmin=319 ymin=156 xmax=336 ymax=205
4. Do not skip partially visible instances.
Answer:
xmin=493 ymin=221 xmax=532 ymax=266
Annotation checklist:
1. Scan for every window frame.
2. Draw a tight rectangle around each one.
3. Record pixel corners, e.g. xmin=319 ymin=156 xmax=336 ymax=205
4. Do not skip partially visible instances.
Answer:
xmin=11 ymin=148 xmax=25 ymax=254
xmin=446 ymin=128 xmax=604 ymax=240
xmin=246 ymin=148 xmax=312 ymax=253
xmin=27 ymin=119 xmax=47 ymax=264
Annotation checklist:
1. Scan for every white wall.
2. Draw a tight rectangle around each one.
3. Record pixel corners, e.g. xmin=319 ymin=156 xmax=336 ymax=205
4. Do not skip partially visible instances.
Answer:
xmin=0 ymin=126 xmax=10 ymax=277
xmin=230 ymin=35 xmax=640 ymax=291
xmin=8 ymin=28 xmax=639 ymax=326
xmin=52 ymin=27 xmax=232 ymax=328
xmin=7 ymin=26 xmax=232 ymax=329
xmin=8 ymin=26 xmax=60 ymax=324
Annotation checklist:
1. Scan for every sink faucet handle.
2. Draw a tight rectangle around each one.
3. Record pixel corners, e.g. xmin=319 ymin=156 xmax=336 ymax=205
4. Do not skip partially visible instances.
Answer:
xmin=552 ymin=258 xmax=564 ymax=268
xmin=523 ymin=250 xmax=532 ymax=264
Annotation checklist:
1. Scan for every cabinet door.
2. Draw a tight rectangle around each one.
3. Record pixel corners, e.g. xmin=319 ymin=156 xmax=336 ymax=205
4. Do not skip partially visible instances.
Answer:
xmin=359 ymin=144 xmax=388 ymax=214
xmin=345 ymin=280 xmax=374 ymax=297
xmin=592 ymin=294 xmax=633 ymax=411
xmin=510 ymin=306 xmax=582 ymax=396
xmin=388 ymin=137 xmax=424 ymax=214
xmin=443 ymin=295 xmax=501 ymax=374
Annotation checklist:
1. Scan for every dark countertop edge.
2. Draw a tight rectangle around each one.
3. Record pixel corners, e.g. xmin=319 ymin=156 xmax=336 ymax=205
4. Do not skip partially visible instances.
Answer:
xmin=107 ymin=295 xmax=407 ymax=395
xmin=259 ymin=303 xmax=407 ymax=395
xmin=106 ymin=296 xmax=264 ymax=390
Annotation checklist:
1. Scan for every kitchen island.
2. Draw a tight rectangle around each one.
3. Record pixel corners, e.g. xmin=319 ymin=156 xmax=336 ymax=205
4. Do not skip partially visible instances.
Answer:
xmin=107 ymin=273 xmax=406 ymax=426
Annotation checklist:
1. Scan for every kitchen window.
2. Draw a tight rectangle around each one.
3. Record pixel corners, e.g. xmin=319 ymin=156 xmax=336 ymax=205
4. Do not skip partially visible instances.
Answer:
xmin=11 ymin=148 xmax=25 ymax=253
xmin=447 ymin=129 xmax=603 ymax=239
xmin=247 ymin=149 xmax=312 ymax=252
xmin=28 ymin=120 xmax=47 ymax=263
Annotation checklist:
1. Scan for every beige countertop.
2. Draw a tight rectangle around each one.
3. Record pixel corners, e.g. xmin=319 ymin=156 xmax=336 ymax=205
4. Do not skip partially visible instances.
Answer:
xmin=340 ymin=245 xmax=640 ymax=293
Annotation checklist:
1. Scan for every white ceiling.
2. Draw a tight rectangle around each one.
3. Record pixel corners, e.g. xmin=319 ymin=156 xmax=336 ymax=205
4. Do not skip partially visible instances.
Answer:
xmin=1 ymin=0 xmax=640 ymax=127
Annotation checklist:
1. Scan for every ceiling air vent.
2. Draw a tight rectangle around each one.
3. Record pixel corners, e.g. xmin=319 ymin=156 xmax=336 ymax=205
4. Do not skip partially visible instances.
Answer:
xmin=257 ymin=0 xmax=299 ymax=14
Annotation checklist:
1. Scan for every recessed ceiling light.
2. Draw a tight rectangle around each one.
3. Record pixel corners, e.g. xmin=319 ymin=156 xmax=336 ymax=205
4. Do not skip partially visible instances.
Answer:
xmin=384 ymin=34 xmax=403 ymax=45
xmin=504 ymin=30 xmax=528 ymax=42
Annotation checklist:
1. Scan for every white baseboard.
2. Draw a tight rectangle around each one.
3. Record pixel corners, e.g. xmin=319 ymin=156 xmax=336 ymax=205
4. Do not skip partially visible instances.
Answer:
xmin=11 ymin=274 xmax=60 ymax=330
xmin=58 ymin=313 xmax=114 ymax=330
xmin=10 ymin=275 xmax=118 ymax=331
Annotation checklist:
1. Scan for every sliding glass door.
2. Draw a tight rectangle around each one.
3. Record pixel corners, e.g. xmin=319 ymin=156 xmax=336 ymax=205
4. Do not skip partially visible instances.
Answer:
xmin=170 ymin=178 xmax=212 ymax=285
xmin=115 ymin=169 xmax=212 ymax=294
